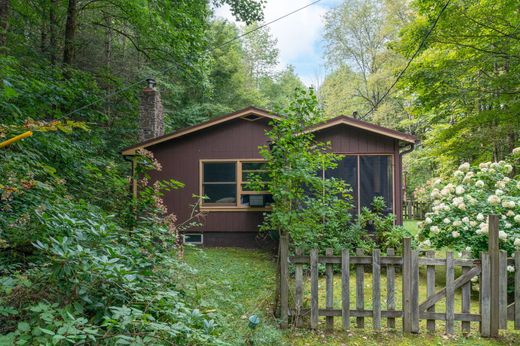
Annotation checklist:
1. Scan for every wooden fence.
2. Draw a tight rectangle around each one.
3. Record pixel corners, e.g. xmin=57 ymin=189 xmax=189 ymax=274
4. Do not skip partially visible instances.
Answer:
xmin=402 ymin=200 xmax=427 ymax=220
xmin=279 ymin=215 xmax=520 ymax=337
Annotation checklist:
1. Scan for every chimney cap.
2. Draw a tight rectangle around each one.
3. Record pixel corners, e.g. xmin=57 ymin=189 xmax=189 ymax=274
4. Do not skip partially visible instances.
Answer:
xmin=146 ymin=78 xmax=156 ymax=89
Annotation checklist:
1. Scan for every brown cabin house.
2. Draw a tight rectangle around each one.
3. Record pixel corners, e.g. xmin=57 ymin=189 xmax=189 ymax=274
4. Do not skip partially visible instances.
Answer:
xmin=122 ymin=83 xmax=416 ymax=248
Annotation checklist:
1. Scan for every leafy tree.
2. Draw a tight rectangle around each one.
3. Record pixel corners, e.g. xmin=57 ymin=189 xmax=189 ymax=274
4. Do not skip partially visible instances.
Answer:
xmin=322 ymin=0 xmax=411 ymax=127
xmin=397 ymin=0 xmax=520 ymax=174
xmin=258 ymin=88 xmax=367 ymax=252
xmin=242 ymin=22 xmax=279 ymax=87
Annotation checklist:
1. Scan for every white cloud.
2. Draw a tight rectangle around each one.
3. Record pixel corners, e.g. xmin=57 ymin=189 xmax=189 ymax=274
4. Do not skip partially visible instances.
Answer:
xmin=214 ymin=0 xmax=335 ymax=86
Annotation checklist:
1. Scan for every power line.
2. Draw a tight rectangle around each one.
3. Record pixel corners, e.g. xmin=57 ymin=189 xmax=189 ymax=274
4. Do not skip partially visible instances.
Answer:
xmin=61 ymin=0 xmax=324 ymax=119
xmin=360 ymin=0 xmax=451 ymax=120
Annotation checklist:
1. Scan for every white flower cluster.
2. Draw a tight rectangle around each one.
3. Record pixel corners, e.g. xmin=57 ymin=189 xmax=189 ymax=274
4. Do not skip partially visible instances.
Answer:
xmin=418 ymin=148 xmax=520 ymax=256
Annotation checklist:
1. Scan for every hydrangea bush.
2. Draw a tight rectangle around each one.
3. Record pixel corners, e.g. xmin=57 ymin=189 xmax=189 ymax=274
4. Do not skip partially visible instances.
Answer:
xmin=417 ymin=148 xmax=520 ymax=258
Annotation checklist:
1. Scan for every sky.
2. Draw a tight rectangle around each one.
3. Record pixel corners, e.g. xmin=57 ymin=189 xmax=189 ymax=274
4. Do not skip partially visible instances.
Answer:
xmin=214 ymin=0 xmax=343 ymax=86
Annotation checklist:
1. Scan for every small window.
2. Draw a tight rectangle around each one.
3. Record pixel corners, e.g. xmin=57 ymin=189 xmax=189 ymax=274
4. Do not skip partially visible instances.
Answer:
xmin=183 ymin=233 xmax=203 ymax=244
xmin=202 ymin=162 xmax=237 ymax=205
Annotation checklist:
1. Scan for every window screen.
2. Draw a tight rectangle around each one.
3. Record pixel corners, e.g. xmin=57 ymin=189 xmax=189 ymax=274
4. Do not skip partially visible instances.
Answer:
xmin=359 ymin=156 xmax=393 ymax=214
xmin=325 ymin=156 xmax=358 ymax=214
xmin=202 ymin=162 xmax=236 ymax=204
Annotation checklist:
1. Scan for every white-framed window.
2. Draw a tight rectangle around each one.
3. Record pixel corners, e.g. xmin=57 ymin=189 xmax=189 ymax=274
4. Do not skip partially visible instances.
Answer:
xmin=183 ymin=233 xmax=203 ymax=244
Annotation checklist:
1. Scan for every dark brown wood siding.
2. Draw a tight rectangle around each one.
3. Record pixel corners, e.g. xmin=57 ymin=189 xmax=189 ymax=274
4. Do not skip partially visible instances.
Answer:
xmin=145 ymin=118 xmax=405 ymax=247
xmin=147 ymin=117 xmax=271 ymax=233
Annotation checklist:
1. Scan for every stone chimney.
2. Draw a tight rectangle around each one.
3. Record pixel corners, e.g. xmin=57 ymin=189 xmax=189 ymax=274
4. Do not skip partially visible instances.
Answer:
xmin=139 ymin=78 xmax=164 ymax=141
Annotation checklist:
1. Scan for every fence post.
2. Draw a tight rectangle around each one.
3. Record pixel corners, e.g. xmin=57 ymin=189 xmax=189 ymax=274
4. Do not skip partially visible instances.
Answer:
xmin=279 ymin=232 xmax=289 ymax=329
xmin=402 ymin=237 xmax=412 ymax=333
xmin=487 ymin=215 xmax=500 ymax=337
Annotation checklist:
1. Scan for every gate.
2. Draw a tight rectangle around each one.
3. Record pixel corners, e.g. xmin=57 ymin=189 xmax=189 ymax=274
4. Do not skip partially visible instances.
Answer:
xmin=279 ymin=215 xmax=520 ymax=337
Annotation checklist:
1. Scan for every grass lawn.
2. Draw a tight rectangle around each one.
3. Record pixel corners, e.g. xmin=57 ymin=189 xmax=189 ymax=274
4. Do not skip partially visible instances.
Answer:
xmin=184 ymin=246 xmax=520 ymax=345
xmin=403 ymin=219 xmax=420 ymax=235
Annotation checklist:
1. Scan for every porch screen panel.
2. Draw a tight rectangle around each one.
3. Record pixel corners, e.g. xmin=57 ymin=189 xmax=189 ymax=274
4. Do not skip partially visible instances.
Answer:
xmin=359 ymin=156 xmax=393 ymax=214
xmin=325 ymin=156 xmax=358 ymax=214
xmin=202 ymin=162 xmax=237 ymax=205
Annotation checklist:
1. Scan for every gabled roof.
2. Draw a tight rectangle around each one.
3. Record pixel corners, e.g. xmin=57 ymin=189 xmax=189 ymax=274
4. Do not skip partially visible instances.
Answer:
xmin=306 ymin=115 xmax=417 ymax=144
xmin=121 ymin=107 xmax=416 ymax=155
xmin=121 ymin=106 xmax=279 ymax=155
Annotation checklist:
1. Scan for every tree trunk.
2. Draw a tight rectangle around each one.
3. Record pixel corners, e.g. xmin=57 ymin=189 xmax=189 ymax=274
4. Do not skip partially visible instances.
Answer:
xmin=104 ymin=15 xmax=112 ymax=69
xmin=49 ymin=0 xmax=57 ymax=64
xmin=0 ymin=0 xmax=9 ymax=52
xmin=40 ymin=3 xmax=48 ymax=54
xmin=63 ymin=0 xmax=77 ymax=65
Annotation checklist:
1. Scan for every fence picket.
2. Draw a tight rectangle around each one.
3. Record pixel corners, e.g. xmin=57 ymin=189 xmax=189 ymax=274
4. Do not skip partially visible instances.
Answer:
xmin=341 ymin=249 xmax=350 ymax=330
xmin=373 ymin=249 xmax=381 ymax=330
xmin=325 ymin=248 xmax=334 ymax=331
xmin=411 ymin=250 xmax=419 ymax=333
xmin=402 ymin=238 xmax=412 ymax=333
xmin=386 ymin=248 xmax=396 ymax=329
xmin=279 ymin=233 xmax=289 ymax=329
xmin=515 ymin=251 xmax=520 ymax=330
xmin=461 ymin=251 xmax=471 ymax=335
xmin=295 ymin=247 xmax=303 ymax=328
xmin=310 ymin=249 xmax=319 ymax=329
xmin=426 ymin=250 xmax=436 ymax=333
xmin=356 ymin=248 xmax=365 ymax=328
xmin=480 ymin=252 xmax=491 ymax=337
xmin=446 ymin=252 xmax=455 ymax=335
xmin=488 ymin=215 xmax=500 ymax=337
xmin=499 ymin=251 xmax=507 ymax=329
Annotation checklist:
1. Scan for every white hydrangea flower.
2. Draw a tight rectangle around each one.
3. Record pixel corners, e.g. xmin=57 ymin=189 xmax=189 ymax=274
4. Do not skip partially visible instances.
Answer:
xmin=457 ymin=203 xmax=466 ymax=210
xmin=514 ymin=238 xmax=520 ymax=247
xmin=462 ymin=217 xmax=470 ymax=223
xmin=487 ymin=195 xmax=501 ymax=205
xmin=475 ymin=180 xmax=485 ymax=188
xmin=496 ymin=181 xmax=506 ymax=189
xmin=433 ymin=178 xmax=442 ymax=186
xmin=504 ymin=222 xmax=512 ymax=229
xmin=443 ymin=205 xmax=451 ymax=212
xmin=440 ymin=188 xmax=450 ymax=196
xmin=430 ymin=226 xmax=440 ymax=234
xmin=443 ymin=218 xmax=451 ymax=224
xmin=505 ymin=164 xmax=513 ymax=173
xmin=515 ymin=215 xmax=520 ymax=224
xmin=455 ymin=185 xmax=465 ymax=195
xmin=503 ymin=177 xmax=511 ymax=183
xmin=425 ymin=217 xmax=432 ymax=224
xmin=470 ymin=221 xmax=477 ymax=227
xmin=431 ymin=189 xmax=440 ymax=199
xmin=491 ymin=162 xmax=499 ymax=169
xmin=507 ymin=210 xmax=515 ymax=217
xmin=498 ymin=231 xmax=508 ymax=240
xmin=495 ymin=189 xmax=504 ymax=196
xmin=465 ymin=246 xmax=471 ymax=252
xmin=479 ymin=162 xmax=490 ymax=169
xmin=477 ymin=213 xmax=485 ymax=221
xmin=458 ymin=162 xmax=470 ymax=172
xmin=452 ymin=231 xmax=460 ymax=238
xmin=507 ymin=265 xmax=515 ymax=273
xmin=453 ymin=220 xmax=462 ymax=227
xmin=422 ymin=239 xmax=431 ymax=247
xmin=471 ymin=276 xmax=478 ymax=283
xmin=513 ymin=147 xmax=520 ymax=155
xmin=454 ymin=170 xmax=464 ymax=178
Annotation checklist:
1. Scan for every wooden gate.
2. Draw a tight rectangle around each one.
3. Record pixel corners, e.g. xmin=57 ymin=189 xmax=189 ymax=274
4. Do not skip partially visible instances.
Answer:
xmin=279 ymin=215 xmax=520 ymax=337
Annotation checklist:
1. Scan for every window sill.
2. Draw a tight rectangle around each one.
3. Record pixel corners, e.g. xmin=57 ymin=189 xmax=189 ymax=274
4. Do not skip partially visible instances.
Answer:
xmin=200 ymin=206 xmax=272 ymax=212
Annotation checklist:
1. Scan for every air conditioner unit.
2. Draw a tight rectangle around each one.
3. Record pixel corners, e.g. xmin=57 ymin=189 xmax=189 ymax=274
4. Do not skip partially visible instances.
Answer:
xmin=249 ymin=195 xmax=264 ymax=207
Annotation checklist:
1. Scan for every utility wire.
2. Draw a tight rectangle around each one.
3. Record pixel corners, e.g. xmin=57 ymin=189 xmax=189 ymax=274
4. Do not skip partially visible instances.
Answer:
xmin=360 ymin=0 xmax=451 ymax=120
xmin=61 ymin=0 xmax=324 ymax=119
